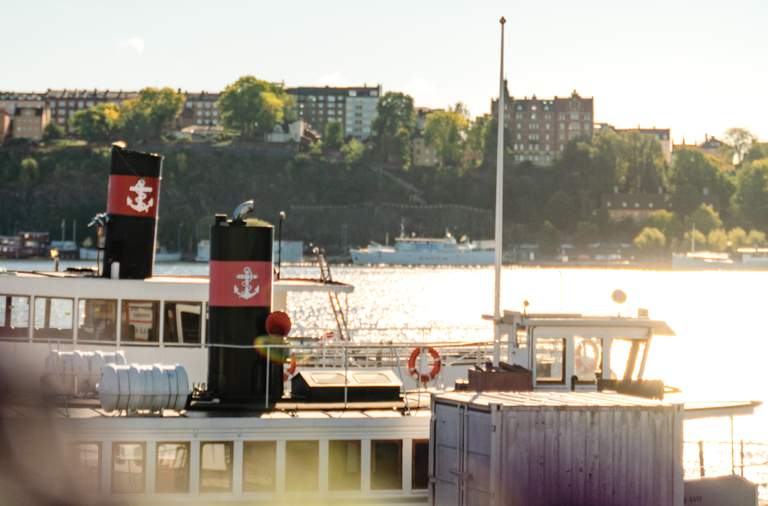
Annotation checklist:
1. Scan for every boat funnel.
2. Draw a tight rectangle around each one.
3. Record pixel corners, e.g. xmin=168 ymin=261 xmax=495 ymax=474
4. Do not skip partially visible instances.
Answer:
xmin=102 ymin=145 xmax=163 ymax=279
xmin=207 ymin=210 xmax=284 ymax=404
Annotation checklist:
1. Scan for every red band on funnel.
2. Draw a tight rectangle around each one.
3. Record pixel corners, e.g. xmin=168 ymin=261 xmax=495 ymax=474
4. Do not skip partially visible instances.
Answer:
xmin=209 ymin=260 xmax=272 ymax=307
xmin=107 ymin=175 xmax=161 ymax=218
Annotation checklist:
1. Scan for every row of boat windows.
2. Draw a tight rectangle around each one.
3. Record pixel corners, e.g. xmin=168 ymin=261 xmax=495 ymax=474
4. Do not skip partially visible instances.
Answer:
xmin=0 ymin=295 xmax=202 ymax=345
xmin=73 ymin=439 xmax=429 ymax=495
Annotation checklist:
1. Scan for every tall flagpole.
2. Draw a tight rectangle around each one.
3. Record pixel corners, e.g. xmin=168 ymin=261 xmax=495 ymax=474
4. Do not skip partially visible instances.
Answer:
xmin=493 ymin=16 xmax=506 ymax=367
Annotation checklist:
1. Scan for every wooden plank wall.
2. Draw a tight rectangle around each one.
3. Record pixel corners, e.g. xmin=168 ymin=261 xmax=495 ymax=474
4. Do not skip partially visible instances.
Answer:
xmin=498 ymin=406 xmax=681 ymax=506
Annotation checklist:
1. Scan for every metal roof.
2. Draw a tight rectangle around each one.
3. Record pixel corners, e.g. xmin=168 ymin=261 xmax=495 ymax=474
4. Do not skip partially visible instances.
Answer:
xmin=435 ymin=391 xmax=674 ymax=409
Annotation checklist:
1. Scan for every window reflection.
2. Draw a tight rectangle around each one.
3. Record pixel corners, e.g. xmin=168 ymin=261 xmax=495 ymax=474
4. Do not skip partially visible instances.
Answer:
xmin=574 ymin=336 xmax=602 ymax=382
xmin=71 ymin=442 xmax=100 ymax=493
xmin=163 ymin=302 xmax=201 ymax=345
xmin=329 ymin=440 xmax=360 ymax=491
xmin=243 ymin=441 xmax=276 ymax=492
xmin=78 ymin=299 xmax=117 ymax=342
xmin=412 ymin=440 xmax=429 ymax=490
xmin=121 ymin=300 xmax=159 ymax=343
xmin=0 ymin=295 xmax=29 ymax=338
xmin=535 ymin=338 xmax=565 ymax=383
xmin=285 ymin=441 xmax=319 ymax=492
xmin=33 ymin=297 xmax=73 ymax=340
xmin=371 ymin=440 xmax=402 ymax=490
xmin=200 ymin=442 xmax=233 ymax=493
xmin=156 ymin=442 xmax=189 ymax=493
xmin=112 ymin=442 xmax=145 ymax=494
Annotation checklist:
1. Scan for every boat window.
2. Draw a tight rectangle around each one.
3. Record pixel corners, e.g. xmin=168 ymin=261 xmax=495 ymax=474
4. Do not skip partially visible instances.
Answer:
xmin=156 ymin=442 xmax=189 ymax=493
xmin=371 ymin=440 xmax=402 ymax=490
xmin=609 ymin=339 xmax=647 ymax=380
xmin=200 ymin=441 xmax=233 ymax=493
xmin=77 ymin=299 xmax=117 ymax=342
xmin=33 ymin=297 xmax=74 ymax=340
xmin=535 ymin=338 xmax=565 ymax=384
xmin=163 ymin=302 xmax=202 ymax=345
xmin=285 ymin=440 xmax=319 ymax=492
xmin=574 ymin=336 xmax=602 ymax=382
xmin=71 ymin=442 xmax=100 ymax=494
xmin=111 ymin=442 xmax=145 ymax=494
xmin=328 ymin=440 xmax=361 ymax=491
xmin=243 ymin=441 xmax=276 ymax=492
xmin=0 ymin=295 xmax=29 ymax=339
xmin=121 ymin=300 xmax=159 ymax=344
xmin=516 ymin=327 xmax=528 ymax=348
xmin=412 ymin=440 xmax=429 ymax=490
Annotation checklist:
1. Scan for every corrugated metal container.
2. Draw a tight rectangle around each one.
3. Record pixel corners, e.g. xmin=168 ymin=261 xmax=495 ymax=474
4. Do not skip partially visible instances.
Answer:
xmin=430 ymin=391 xmax=684 ymax=506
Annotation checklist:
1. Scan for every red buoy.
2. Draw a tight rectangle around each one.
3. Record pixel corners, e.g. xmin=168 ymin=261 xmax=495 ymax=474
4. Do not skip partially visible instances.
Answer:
xmin=266 ymin=311 xmax=292 ymax=337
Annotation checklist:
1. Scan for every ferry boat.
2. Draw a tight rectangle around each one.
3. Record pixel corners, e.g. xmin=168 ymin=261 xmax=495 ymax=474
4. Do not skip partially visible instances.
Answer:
xmin=1 ymin=31 xmax=763 ymax=505
xmin=672 ymin=251 xmax=734 ymax=269
xmin=350 ymin=235 xmax=494 ymax=266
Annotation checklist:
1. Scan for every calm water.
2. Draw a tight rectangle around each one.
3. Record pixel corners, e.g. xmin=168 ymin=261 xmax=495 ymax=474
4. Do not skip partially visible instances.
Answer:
xmin=3 ymin=260 xmax=767 ymax=493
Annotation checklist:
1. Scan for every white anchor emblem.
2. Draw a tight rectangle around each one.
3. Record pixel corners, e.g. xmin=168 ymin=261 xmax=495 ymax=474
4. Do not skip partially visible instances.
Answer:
xmin=234 ymin=266 xmax=260 ymax=300
xmin=126 ymin=178 xmax=154 ymax=213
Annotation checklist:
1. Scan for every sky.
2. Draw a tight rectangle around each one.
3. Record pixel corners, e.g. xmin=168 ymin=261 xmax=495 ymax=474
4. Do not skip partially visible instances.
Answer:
xmin=2 ymin=0 xmax=766 ymax=143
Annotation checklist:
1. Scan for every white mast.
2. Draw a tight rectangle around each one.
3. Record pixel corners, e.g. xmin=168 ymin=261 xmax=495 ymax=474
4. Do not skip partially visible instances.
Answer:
xmin=493 ymin=16 xmax=506 ymax=366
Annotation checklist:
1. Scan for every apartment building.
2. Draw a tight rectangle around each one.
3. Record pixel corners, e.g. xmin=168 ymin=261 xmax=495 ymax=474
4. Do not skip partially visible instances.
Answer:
xmin=46 ymin=89 xmax=138 ymax=132
xmin=286 ymin=85 xmax=381 ymax=140
xmin=179 ymin=91 xmax=220 ymax=128
xmin=492 ymin=86 xmax=594 ymax=165
xmin=0 ymin=92 xmax=50 ymax=141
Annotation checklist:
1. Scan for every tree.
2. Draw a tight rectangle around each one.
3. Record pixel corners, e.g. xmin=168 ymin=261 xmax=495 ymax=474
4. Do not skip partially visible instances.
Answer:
xmin=682 ymin=229 xmax=706 ymax=251
xmin=706 ymin=228 xmax=728 ymax=252
xmin=71 ymin=103 xmax=120 ymax=142
xmin=621 ymin=131 xmax=667 ymax=193
xmin=371 ymin=92 xmax=415 ymax=167
xmin=724 ymin=127 xmax=756 ymax=165
xmin=686 ymin=204 xmax=722 ymax=234
xmin=747 ymin=229 xmax=767 ymax=247
xmin=43 ymin=122 xmax=65 ymax=141
xmin=536 ymin=220 xmax=560 ymax=256
xmin=423 ymin=107 xmax=468 ymax=169
xmin=546 ymin=190 xmax=578 ymax=233
xmin=323 ymin=121 xmax=344 ymax=151
xmin=119 ymin=87 xmax=184 ymax=142
xmin=727 ymin=227 xmax=749 ymax=249
xmin=732 ymin=159 xmax=768 ymax=229
xmin=217 ymin=76 xmax=291 ymax=138
xmin=340 ymin=138 xmax=365 ymax=164
xmin=668 ymin=148 xmax=732 ymax=217
xmin=633 ymin=227 xmax=666 ymax=254
xmin=573 ymin=221 xmax=599 ymax=247
xmin=646 ymin=210 xmax=681 ymax=242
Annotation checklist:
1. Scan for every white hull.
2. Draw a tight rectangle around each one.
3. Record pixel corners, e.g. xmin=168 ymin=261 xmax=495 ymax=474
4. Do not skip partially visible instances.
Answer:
xmin=672 ymin=252 xmax=733 ymax=269
xmin=79 ymin=247 xmax=182 ymax=262
xmin=350 ymin=248 xmax=494 ymax=266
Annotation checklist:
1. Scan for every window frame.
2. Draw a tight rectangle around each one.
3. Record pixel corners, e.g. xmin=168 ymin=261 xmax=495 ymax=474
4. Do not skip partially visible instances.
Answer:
xmin=111 ymin=441 xmax=146 ymax=494
xmin=155 ymin=441 xmax=190 ymax=494
xmin=534 ymin=337 xmax=567 ymax=385
xmin=0 ymin=293 xmax=30 ymax=340
xmin=32 ymin=295 xmax=74 ymax=341
xmin=120 ymin=300 xmax=160 ymax=345
xmin=199 ymin=441 xmax=234 ymax=493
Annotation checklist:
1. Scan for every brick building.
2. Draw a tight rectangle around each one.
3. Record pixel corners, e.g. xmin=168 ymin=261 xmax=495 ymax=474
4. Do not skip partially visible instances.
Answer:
xmin=46 ymin=89 xmax=138 ymax=132
xmin=492 ymin=85 xmax=594 ymax=165
xmin=178 ymin=91 xmax=220 ymax=128
xmin=286 ymin=85 xmax=381 ymax=140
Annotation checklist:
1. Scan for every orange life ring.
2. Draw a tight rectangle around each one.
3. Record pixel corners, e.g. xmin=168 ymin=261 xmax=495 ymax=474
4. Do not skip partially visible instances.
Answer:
xmin=283 ymin=353 xmax=297 ymax=381
xmin=408 ymin=346 xmax=441 ymax=384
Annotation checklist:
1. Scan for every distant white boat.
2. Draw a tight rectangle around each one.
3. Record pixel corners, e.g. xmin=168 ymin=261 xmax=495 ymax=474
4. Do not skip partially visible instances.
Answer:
xmin=672 ymin=251 xmax=733 ymax=269
xmin=350 ymin=236 xmax=494 ymax=266
xmin=79 ymin=247 xmax=182 ymax=262
xmin=195 ymin=239 xmax=304 ymax=263
xmin=737 ymin=247 xmax=768 ymax=268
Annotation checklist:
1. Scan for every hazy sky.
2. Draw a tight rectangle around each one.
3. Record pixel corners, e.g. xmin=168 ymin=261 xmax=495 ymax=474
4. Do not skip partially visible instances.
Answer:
xmin=3 ymin=0 xmax=766 ymax=142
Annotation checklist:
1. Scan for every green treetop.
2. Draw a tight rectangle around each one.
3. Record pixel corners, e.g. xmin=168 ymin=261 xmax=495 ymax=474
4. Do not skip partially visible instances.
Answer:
xmin=217 ymin=76 xmax=293 ymax=138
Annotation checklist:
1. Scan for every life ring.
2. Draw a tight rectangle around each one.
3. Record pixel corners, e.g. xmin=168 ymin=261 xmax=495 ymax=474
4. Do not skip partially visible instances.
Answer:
xmin=283 ymin=353 xmax=297 ymax=381
xmin=574 ymin=340 xmax=600 ymax=373
xmin=408 ymin=346 xmax=441 ymax=384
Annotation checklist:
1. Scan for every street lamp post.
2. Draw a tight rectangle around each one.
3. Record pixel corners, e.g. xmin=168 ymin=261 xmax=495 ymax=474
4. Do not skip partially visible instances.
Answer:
xmin=277 ymin=211 xmax=286 ymax=279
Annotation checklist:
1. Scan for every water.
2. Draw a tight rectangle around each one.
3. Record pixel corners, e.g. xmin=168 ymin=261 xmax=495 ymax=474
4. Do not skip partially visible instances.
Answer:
xmin=3 ymin=260 xmax=767 ymax=493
